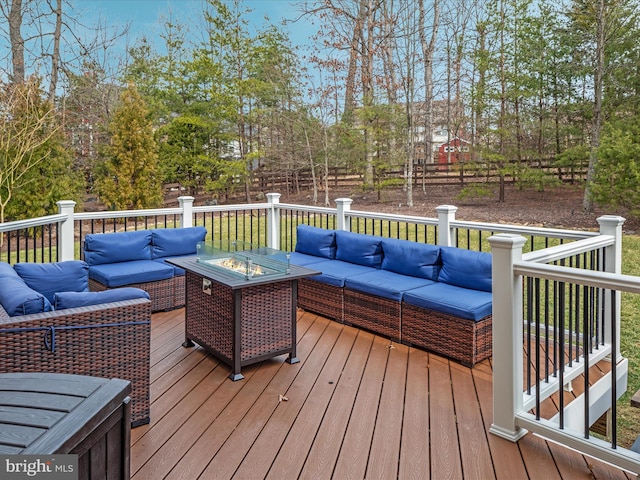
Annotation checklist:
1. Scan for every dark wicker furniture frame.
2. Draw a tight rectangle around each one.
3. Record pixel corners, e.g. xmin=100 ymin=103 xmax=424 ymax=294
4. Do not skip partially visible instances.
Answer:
xmin=296 ymin=278 xmax=492 ymax=367
xmin=402 ymin=303 xmax=492 ymax=367
xmin=89 ymin=276 xmax=181 ymax=312
xmin=0 ymin=298 xmax=151 ymax=427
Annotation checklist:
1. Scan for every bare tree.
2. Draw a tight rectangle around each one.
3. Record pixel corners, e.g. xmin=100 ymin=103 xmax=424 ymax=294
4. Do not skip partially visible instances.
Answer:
xmin=0 ymin=77 xmax=59 ymax=224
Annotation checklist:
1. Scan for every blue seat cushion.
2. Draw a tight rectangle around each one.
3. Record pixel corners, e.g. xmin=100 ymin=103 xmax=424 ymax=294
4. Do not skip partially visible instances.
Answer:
xmin=153 ymin=255 xmax=197 ymax=276
xmin=152 ymin=226 xmax=207 ymax=258
xmin=302 ymin=259 xmax=376 ymax=287
xmin=403 ymin=283 xmax=492 ymax=321
xmin=53 ymin=287 xmax=150 ymax=310
xmin=335 ymin=231 xmax=383 ymax=268
xmin=294 ymin=225 xmax=336 ymax=259
xmin=438 ymin=247 xmax=493 ymax=292
xmin=0 ymin=275 xmax=52 ymax=316
xmin=289 ymin=251 xmax=329 ymax=267
xmin=14 ymin=261 xmax=89 ymax=304
xmin=381 ymin=238 xmax=440 ymax=280
xmin=88 ymin=260 xmax=174 ymax=287
xmin=84 ymin=230 xmax=152 ymax=265
xmin=344 ymin=270 xmax=435 ymax=301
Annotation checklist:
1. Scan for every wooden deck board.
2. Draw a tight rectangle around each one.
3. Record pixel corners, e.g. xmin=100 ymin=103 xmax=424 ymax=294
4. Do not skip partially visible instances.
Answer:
xmin=128 ymin=308 xmax=633 ymax=480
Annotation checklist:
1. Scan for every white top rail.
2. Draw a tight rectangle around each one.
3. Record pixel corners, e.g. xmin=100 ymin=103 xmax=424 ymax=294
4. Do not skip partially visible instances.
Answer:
xmin=523 ymin=234 xmax=615 ymax=264
xmin=346 ymin=209 xmax=439 ymax=226
xmin=451 ymin=219 xmax=599 ymax=240
xmin=277 ymin=203 xmax=338 ymax=215
xmin=0 ymin=213 xmax=67 ymax=232
xmin=514 ymin=262 xmax=640 ymax=294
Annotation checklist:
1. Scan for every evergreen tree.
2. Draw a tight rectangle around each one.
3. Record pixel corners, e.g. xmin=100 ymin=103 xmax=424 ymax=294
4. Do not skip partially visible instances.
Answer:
xmin=96 ymin=84 xmax=162 ymax=210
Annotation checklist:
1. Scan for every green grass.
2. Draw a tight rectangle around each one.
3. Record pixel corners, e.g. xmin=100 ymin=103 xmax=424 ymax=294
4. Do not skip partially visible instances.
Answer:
xmin=617 ymin=234 xmax=640 ymax=447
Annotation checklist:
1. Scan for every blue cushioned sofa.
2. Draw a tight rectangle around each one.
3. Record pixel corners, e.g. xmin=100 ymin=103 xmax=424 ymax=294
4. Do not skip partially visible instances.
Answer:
xmin=0 ymin=260 xmax=152 ymax=426
xmin=83 ymin=226 xmax=207 ymax=312
xmin=290 ymin=225 xmax=492 ymax=366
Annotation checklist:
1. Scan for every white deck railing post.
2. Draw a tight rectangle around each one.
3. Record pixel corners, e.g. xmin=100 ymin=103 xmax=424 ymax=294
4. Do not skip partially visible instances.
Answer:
xmin=436 ymin=205 xmax=457 ymax=247
xmin=597 ymin=215 xmax=626 ymax=361
xmin=335 ymin=198 xmax=353 ymax=231
xmin=266 ymin=193 xmax=281 ymax=249
xmin=178 ymin=196 xmax=195 ymax=228
xmin=57 ymin=200 xmax=76 ymax=261
xmin=488 ymin=233 xmax=528 ymax=442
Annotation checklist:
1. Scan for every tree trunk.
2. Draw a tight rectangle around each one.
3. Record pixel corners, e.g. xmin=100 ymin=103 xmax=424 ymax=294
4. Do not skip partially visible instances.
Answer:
xmin=48 ymin=0 xmax=63 ymax=101
xmin=583 ymin=0 xmax=605 ymax=212
xmin=8 ymin=0 xmax=25 ymax=83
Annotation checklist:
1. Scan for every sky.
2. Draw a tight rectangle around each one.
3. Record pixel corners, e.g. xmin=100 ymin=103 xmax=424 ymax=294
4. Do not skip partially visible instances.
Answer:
xmin=75 ymin=0 xmax=317 ymax=58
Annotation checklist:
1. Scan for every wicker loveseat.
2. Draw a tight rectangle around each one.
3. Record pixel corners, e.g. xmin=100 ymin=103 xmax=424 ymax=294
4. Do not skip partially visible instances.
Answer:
xmin=289 ymin=225 xmax=492 ymax=367
xmin=83 ymin=226 xmax=207 ymax=312
xmin=0 ymin=260 xmax=152 ymax=426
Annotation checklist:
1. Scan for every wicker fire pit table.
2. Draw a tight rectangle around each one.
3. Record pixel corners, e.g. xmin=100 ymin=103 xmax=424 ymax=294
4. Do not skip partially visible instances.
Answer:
xmin=168 ymin=245 xmax=319 ymax=381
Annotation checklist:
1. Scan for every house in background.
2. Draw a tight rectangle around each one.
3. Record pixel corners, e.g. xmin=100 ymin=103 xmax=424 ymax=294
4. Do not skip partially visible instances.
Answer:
xmin=437 ymin=137 xmax=471 ymax=170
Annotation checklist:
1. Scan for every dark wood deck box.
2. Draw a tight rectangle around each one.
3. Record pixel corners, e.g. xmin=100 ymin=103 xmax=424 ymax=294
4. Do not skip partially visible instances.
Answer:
xmin=0 ymin=372 xmax=131 ymax=480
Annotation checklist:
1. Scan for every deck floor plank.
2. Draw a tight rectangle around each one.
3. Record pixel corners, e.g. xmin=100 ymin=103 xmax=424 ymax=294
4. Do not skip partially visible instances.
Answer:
xmin=398 ymin=347 xmax=431 ymax=480
xmin=232 ymin=319 xmax=349 ymax=479
xmin=429 ymin=354 xmax=464 ymax=479
xmin=296 ymin=330 xmax=375 ymax=480
xmin=263 ymin=323 xmax=359 ymax=479
xmin=130 ymin=308 xmax=632 ymax=480
xmin=331 ymin=334 xmax=391 ymax=480
xmin=365 ymin=341 xmax=408 ymax=480
xmin=450 ymin=361 xmax=496 ymax=480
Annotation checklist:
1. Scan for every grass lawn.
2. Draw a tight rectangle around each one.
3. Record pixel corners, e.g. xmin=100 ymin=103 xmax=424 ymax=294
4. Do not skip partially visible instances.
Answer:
xmin=618 ymin=234 xmax=640 ymax=447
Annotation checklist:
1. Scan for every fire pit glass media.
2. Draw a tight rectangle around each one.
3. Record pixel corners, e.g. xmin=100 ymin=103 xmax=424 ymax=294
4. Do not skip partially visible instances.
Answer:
xmin=196 ymin=240 xmax=291 ymax=280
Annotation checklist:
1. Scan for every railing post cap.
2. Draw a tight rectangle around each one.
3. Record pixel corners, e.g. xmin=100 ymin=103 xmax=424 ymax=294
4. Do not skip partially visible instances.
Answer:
xmin=335 ymin=198 xmax=353 ymax=206
xmin=488 ymin=233 xmax=527 ymax=249
xmin=56 ymin=200 xmax=76 ymax=208
xmin=266 ymin=193 xmax=281 ymax=203
xmin=436 ymin=204 xmax=458 ymax=214
xmin=178 ymin=195 xmax=195 ymax=203
xmin=597 ymin=215 xmax=626 ymax=227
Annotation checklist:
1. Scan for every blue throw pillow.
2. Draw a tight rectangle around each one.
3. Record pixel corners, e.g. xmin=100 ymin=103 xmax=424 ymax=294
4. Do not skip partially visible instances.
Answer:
xmin=0 ymin=275 xmax=51 ymax=316
xmin=84 ymin=230 xmax=152 ymax=265
xmin=381 ymin=238 xmax=441 ymax=280
xmin=294 ymin=225 xmax=336 ymax=259
xmin=151 ymin=226 xmax=207 ymax=258
xmin=335 ymin=230 xmax=384 ymax=268
xmin=14 ymin=261 xmax=89 ymax=305
xmin=53 ymin=288 xmax=150 ymax=310
xmin=438 ymin=247 xmax=493 ymax=292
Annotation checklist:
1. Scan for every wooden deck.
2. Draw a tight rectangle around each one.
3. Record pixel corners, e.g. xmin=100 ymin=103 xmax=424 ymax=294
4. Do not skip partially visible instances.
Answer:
xmin=130 ymin=308 xmax=634 ymax=479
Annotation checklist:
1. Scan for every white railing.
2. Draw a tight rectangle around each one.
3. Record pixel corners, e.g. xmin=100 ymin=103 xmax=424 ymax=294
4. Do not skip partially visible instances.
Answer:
xmin=2 ymin=193 xmax=635 ymax=473
xmin=489 ymin=216 xmax=640 ymax=475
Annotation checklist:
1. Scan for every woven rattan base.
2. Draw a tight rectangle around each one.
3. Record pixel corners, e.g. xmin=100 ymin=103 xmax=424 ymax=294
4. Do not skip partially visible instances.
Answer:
xmin=0 ymin=299 xmax=151 ymax=426
xmin=298 ymin=279 xmax=343 ymax=322
xmin=90 ymin=277 xmax=175 ymax=312
xmin=184 ymin=270 xmax=296 ymax=380
xmin=343 ymin=289 xmax=401 ymax=341
xmin=401 ymin=303 xmax=492 ymax=367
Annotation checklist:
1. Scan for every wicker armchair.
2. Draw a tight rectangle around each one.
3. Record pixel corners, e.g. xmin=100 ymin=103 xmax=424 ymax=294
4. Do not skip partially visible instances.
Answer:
xmin=0 ymin=297 xmax=151 ymax=427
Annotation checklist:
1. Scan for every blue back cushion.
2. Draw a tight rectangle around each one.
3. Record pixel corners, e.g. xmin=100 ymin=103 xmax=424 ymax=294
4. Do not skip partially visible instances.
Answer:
xmin=335 ymin=231 xmax=383 ymax=268
xmin=152 ymin=226 xmax=207 ymax=258
xmin=84 ymin=230 xmax=152 ymax=265
xmin=438 ymin=247 xmax=492 ymax=292
xmin=294 ymin=225 xmax=336 ymax=259
xmin=53 ymin=287 xmax=150 ymax=310
xmin=381 ymin=238 xmax=440 ymax=280
xmin=0 ymin=263 xmax=51 ymax=316
xmin=14 ymin=261 xmax=89 ymax=304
